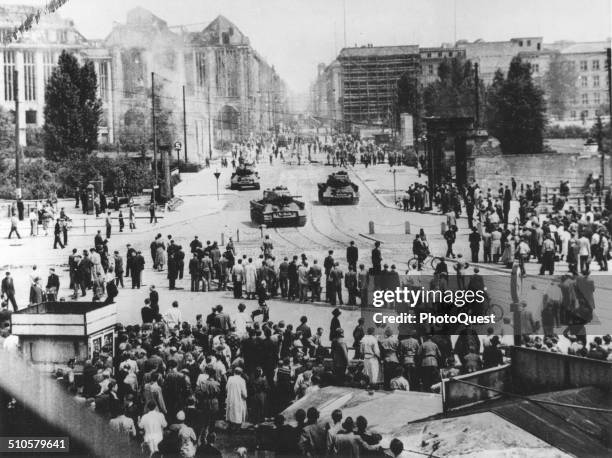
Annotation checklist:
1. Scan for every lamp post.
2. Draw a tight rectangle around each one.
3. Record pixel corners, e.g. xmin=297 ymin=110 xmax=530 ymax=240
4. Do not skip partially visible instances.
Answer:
xmin=213 ymin=170 xmax=221 ymax=200
xmin=390 ymin=168 xmax=397 ymax=204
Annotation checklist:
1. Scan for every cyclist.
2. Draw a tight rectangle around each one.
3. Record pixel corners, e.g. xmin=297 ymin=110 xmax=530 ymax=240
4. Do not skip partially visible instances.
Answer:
xmin=412 ymin=234 xmax=429 ymax=271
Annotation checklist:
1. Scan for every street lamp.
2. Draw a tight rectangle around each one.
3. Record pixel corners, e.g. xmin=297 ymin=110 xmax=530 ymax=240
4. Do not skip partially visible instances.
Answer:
xmin=213 ymin=169 xmax=221 ymax=200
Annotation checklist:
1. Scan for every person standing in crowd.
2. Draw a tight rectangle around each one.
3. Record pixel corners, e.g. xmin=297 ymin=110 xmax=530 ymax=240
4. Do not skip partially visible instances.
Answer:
xmin=1 ymin=272 xmax=17 ymax=311
xmin=29 ymin=208 xmax=38 ymax=236
xmin=225 ymin=367 xmax=247 ymax=431
xmin=8 ymin=214 xmax=21 ymax=239
xmin=105 ymin=211 xmax=112 ymax=239
xmin=346 ymin=241 xmax=358 ymax=271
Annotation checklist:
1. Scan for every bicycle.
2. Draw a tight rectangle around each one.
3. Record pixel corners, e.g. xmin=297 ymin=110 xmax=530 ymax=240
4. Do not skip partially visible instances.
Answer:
xmin=407 ymin=254 xmax=443 ymax=272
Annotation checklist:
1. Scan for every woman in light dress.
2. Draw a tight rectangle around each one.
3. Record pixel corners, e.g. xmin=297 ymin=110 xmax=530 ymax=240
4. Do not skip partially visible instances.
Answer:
xmin=360 ymin=327 xmax=383 ymax=386
xmin=155 ymin=235 xmax=166 ymax=271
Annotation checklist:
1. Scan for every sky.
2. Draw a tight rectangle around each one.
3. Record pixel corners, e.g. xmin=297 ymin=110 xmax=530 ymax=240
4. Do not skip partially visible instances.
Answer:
xmin=7 ymin=0 xmax=612 ymax=93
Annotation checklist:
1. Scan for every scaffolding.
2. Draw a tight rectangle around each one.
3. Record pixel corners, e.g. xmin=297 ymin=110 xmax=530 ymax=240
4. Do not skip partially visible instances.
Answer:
xmin=339 ymin=46 xmax=420 ymax=131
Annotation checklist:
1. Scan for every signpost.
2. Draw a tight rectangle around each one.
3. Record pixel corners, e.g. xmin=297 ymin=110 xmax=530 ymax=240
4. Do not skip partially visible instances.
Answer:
xmin=214 ymin=170 xmax=221 ymax=200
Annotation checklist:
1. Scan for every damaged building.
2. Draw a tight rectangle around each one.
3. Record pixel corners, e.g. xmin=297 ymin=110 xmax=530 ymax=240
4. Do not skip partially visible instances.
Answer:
xmin=0 ymin=5 xmax=288 ymax=162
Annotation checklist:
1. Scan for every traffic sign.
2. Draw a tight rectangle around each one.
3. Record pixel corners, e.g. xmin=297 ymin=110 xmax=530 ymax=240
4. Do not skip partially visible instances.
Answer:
xmin=174 ymin=141 xmax=182 ymax=151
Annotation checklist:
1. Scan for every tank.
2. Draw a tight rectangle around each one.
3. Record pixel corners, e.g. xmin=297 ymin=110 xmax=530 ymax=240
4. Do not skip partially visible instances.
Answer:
xmin=230 ymin=164 xmax=260 ymax=190
xmin=317 ymin=171 xmax=359 ymax=205
xmin=250 ymin=186 xmax=306 ymax=227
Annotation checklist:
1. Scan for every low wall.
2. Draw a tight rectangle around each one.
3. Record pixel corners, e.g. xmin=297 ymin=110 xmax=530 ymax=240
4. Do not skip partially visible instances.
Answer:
xmin=442 ymin=365 xmax=511 ymax=411
xmin=510 ymin=346 xmax=612 ymax=394
xmin=468 ymin=153 xmax=608 ymax=192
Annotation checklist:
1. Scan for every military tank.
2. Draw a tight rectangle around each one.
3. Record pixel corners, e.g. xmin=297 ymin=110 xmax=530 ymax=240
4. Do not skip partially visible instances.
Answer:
xmin=318 ymin=171 xmax=359 ymax=205
xmin=230 ymin=164 xmax=260 ymax=190
xmin=250 ymin=186 xmax=306 ymax=227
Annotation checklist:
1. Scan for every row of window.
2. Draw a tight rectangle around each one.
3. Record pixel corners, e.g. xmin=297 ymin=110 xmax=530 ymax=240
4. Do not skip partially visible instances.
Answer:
xmin=570 ymin=109 xmax=606 ymax=120
xmin=579 ymin=75 xmax=605 ymax=88
xmin=1 ymin=51 xmax=109 ymax=103
xmin=569 ymin=92 xmax=608 ymax=106
xmin=423 ymin=51 xmax=457 ymax=59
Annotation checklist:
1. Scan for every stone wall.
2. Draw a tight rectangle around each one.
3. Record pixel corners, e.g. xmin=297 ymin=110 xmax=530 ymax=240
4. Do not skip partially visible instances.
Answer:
xmin=467 ymin=152 xmax=608 ymax=193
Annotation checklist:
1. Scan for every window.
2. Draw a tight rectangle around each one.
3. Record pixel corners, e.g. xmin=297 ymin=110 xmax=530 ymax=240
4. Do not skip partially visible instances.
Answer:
xmin=23 ymin=51 xmax=36 ymax=101
xmin=533 ymin=63 xmax=539 ymax=73
xmin=593 ymin=75 xmax=600 ymax=87
xmin=581 ymin=110 xmax=589 ymax=119
xmin=527 ymin=40 xmax=531 ymax=46
xmin=43 ymin=51 xmax=55 ymax=84
xmin=582 ymin=93 xmax=589 ymax=105
xmin=594 ymin=93 xmax=600 ymax=105
xmin=98 ymin=61 xmax=109 ymax=101
xmin=592 ymin=60 xmax=599 ymax=70
xmin=428 ymin=64 xmax=434 ymax=75
xmin=580 ymin=76 xmax=588 ymax=88
xmin=438 ymin=52 xmax=442 ymax=57
xmin=570 ymin=110 xmax=576 ymax=119
xmin=222 ymin=32 xmax=230 ymax=45
xmin=519 ymin=40 xmax=523 ymax=46
xmin=580 ymin=60 xmax=588 ymax=71
xmin=537 ymin=43 xmax=541 ymax=50
xmin=427 ymin=52 xmax=431 ymax=58
xmin=570 ymin=95 xmax=577 ymax=104
xmin=0 ymin=29 xmax=12 ymax=43
xmin=448 ymin=51 xmax=453 ymax=57
xmin=3 ymin=51 xmax=14 ymax=101
xmin=196 ymin=52 xmax=206 ymax=87
xmin=57 ymin=30 xmax=67 ymax=43
xmin=25 ymin=109 xmax=36 ymax=124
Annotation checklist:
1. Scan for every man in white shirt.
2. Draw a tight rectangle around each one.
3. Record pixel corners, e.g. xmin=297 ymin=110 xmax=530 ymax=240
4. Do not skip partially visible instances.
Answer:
xmin=139 ymin=401 xmax=167 ymax=454
xmin=164 ymin=301 xmax=182 ymax=329
xmin=578 ymin=234 xmax=591 ymax=274
xmin=232 ymin=303 xmax=249 ymax=338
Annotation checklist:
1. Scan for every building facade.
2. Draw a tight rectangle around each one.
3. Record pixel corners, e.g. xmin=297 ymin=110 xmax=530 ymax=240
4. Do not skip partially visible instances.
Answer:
xmin=312 ymin=37 xmax=610 ymax=131
xmin=0 ymin=5 xmax=288 ymax=161
xmin=0 ymin=4 xmax=113 ymax=146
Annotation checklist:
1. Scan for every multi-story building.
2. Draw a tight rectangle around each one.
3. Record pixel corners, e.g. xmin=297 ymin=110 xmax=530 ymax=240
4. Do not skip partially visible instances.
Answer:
xmin=420 ymin=45 xmax=466 ymax=85
xmin=0 ymin=5 xmax=288 ymax=160
xmin=0 ymin=4 xmax=113 ymax=145
xmin=312 ymin=37 xmax=610 ymax=131
xmin=555 ymin=41 xmax=609 ymax=123
xmin=105 ymin=7 xmax=288 ymax=162
xmin=310 ymin=60 xmax=341 ymax=129
xmin=337 ymin=45 xmax=420 ymax=130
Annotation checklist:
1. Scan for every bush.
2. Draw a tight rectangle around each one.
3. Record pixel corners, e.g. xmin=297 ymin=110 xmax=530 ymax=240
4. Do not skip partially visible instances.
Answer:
xmin=55 ymin=156 xmax=154 ymax=197
xmin=0 ymin=158 xmax=60 ymax=199
xmin=545 ymin=125 xmax=589 ymax=139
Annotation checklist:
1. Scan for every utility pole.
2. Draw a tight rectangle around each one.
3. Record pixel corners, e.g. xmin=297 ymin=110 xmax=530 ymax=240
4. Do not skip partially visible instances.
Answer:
xmin=343 ymin=0 xmax=347 ymax=48
xmin=207 ymin=80 xmax=212 ymax=159
xmin=182 ymin=85 xmax=188 ymax=163
xmin=151 ymin=72 xmax=158 ymax=187
xmin=474 ymin=62 xmax=480 ymax=130
xmin=13 ymin=70 xmax=20 ymax=198
xmin=607 ymin=48 xmax=611 ymax=188
xmin=597 ymin=115 xmax=604 ymax=186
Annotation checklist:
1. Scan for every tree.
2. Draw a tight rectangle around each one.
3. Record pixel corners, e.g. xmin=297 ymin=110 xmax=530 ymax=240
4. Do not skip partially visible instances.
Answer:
xmin=43 ymin=51 xmax=102 ymax=161
xmin=396 ymin=73 xmax=423 ymax=138
xmin=486 ymin=57 xmax=547 ymax=155
xmin=422 ymin=58 xmax=486 ymax=121
xmin=544 ymin=52 xmax=578 ymax=120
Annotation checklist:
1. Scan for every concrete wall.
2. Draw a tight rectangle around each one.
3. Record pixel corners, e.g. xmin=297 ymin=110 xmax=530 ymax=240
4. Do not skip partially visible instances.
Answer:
xmin=510 ymin=346 xmax=612 ymax=394
xmin=468 ymin=152 xmax=608 ymax=193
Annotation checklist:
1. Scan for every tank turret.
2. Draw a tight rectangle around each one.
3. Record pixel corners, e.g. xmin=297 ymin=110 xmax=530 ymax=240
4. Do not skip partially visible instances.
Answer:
xmin=317 ymin=171 xmax=359 ymax=205
xmin=250 ymin=186 xmax=307 ymax=226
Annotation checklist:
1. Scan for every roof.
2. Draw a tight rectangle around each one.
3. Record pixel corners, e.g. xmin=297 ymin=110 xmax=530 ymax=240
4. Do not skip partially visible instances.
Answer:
xmin=560 ymin=41 xmax=610 ymax=55
xmin=491 ymin=387 xmax=612 ymax=457
xmin=393 ymin=411 xmax=569 ymax=456
xmin=338 ymin=45 xmax=419 ymax=59
xmin=188 ymin=15 xmax=250 ymax=46
xmin=281 ymin=386 xmax=443 ymax=432
xmin=444 ymin=386 xmax=612 ymax=457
